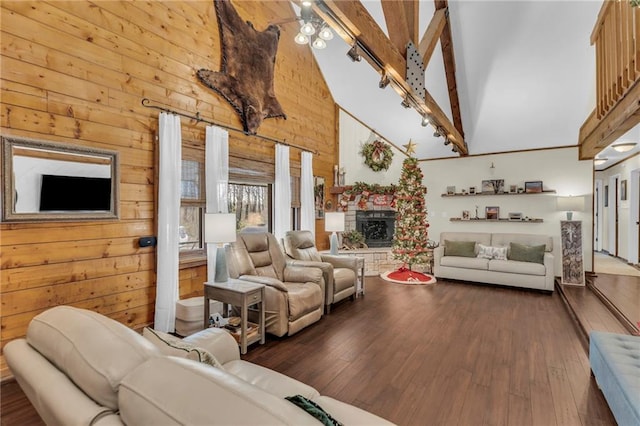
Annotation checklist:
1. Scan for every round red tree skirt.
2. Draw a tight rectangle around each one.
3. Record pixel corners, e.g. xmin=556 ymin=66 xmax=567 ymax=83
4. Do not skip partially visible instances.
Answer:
xmin=380 ymin=268 xmax=436 ymax=285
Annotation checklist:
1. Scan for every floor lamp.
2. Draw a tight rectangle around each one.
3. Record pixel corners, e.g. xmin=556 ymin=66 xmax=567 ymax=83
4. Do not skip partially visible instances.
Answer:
xmin=325 ymin=212 xmax=345 ymax=255
xmin=205 ymin=213 xmax=237 ymax=282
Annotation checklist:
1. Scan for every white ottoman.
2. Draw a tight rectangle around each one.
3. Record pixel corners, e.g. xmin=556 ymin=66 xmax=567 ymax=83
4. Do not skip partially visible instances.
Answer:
xmin=175 ymin=297 xmax=221 ymax=337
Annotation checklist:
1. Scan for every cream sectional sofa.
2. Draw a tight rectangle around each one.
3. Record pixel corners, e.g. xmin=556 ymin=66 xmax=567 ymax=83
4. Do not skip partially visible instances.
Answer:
xmin=433 ymin=232 xmax=555 ymax=292
xmin=4 ymin=306 xmax=394 ymax=425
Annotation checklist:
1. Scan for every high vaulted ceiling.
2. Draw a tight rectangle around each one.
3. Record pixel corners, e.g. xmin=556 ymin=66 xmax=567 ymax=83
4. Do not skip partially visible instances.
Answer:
xmin=305 ymin=0 xmax=609 ymax=161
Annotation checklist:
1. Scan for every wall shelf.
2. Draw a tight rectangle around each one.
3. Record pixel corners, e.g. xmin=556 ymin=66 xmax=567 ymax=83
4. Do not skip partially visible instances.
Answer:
xmin=449 ymin=218 xmax=544 ymax=223
xmin=441 ymin=190 xmax=556 ymax=197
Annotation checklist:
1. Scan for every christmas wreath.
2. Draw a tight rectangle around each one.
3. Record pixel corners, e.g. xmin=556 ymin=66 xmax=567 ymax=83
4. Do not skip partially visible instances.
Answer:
xmin=361 ymin=140 xmax=393 ymax=172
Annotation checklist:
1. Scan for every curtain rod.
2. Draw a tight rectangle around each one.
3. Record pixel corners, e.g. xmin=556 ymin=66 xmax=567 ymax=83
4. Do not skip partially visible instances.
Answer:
xmin=140 ymin=98 xmax=319 ymax=155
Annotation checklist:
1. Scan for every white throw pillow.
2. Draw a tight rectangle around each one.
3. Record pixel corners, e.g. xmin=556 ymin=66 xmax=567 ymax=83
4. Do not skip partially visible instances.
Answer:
xmin=477 ymin=244 xmax=508 ymax=260
xmin=142 ymin=327 xmax=224 ymax=369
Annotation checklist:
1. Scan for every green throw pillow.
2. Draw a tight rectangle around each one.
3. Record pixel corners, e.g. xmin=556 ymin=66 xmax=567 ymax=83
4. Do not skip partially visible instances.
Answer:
xmin=444 ymin=240 xmax=476 ymax=257
xmin=508 ymin=242 xmax=545 ymax=264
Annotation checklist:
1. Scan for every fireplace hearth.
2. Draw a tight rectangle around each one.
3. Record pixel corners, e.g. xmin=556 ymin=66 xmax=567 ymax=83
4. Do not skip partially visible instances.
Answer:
xmin=356 ymin=210 xmax=395 ymax=247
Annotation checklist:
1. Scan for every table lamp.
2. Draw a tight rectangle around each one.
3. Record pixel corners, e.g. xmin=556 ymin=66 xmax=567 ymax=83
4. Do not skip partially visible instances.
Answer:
xmin=325 ymin=212 xmax=345 ymax=255
xmin=205 ymin=213 xmax=237 ymax=282
xmin=556 ymin=196 xmax=583 ymax=220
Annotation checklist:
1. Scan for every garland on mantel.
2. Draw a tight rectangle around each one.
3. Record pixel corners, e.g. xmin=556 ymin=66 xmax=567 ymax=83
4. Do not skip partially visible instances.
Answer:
xmin=338 ymin=182 xmax=398 ymax=211
xmin=344 ymin=182 xmax=397 ymax=196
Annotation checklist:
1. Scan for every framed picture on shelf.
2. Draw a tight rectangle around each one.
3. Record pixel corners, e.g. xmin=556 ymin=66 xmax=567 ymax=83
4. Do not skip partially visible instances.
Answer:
xmin=621 ymin=180 xmax=627 ymax=201
xmin=462 ymin=210 xmax=470 ymax=220
xmin=481 ymin=179 xmax=504 ymax=194
xmin=509 ymin=185 xmax=517 ymax=193
xmin=524 ymin=181 xmax=543 ymax=193
xmin=485 ymin=206 xmax=499 ymax=220
xmin=446 ymin=186 xmax=456 ymax=195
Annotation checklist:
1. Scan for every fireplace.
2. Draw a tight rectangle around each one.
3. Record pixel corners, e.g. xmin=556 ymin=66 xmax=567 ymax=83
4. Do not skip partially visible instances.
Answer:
xmin=356 ymin=210 xmax=395 ymax=248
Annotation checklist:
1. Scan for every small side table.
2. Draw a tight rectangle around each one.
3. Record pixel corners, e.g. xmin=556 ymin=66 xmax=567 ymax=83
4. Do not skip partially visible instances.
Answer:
xmin=204 ymin=279 xmax=265 ymax=354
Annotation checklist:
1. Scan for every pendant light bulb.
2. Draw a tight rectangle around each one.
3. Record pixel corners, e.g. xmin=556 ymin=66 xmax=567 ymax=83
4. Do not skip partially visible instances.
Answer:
xmin=294 ymin=33 xmax=309 ymax=45
xmin=312 ymin=37 xmax=326 ymax=49
xmin=300 ymin=22 xmax=315 ymax=36
xmin=318 ymin=26 xmax=333 ymax=41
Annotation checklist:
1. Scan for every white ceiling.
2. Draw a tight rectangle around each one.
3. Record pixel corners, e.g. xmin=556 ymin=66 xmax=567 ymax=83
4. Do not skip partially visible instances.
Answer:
xmin=308 ymin=0 xmax=633 ymax=163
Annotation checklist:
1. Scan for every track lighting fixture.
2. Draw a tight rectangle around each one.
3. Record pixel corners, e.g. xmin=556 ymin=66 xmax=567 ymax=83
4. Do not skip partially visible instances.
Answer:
xmin=443 ymin=137 xmax=451 ymax=146
xmin=347 ymin=43 xmax=361 ymax=62
xmin=421 ymin=116 xmax=430 ymax=127
xmin=400 ymin=96 xmax=411 ymax=108
xmin=451 ymin=145 xmax=458 ymax=153
xmin=379 ymin=73 xmax=390 ymax=89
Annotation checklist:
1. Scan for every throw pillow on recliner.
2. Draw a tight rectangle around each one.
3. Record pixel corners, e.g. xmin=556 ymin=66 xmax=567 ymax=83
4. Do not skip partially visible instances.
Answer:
xmin=508 ymin=242 xmax=545 ymax=264
xmin=142 ymin=327 xmax=224 ymax=369
xmin=444 ymin=240 xmax=476 ymax=257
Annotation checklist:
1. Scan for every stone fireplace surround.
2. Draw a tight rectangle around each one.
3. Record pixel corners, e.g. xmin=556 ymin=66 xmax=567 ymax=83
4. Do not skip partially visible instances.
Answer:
xmin=339 ymin=195 xmax=403 ymax=276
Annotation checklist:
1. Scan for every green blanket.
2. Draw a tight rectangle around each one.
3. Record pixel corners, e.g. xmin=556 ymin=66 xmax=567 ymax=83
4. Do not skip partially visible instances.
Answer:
xmin=285 ymin=395 xmax=343 ymax=426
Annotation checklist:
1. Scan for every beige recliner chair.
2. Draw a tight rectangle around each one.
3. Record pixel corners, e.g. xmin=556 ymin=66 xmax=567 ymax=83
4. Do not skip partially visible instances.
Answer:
xmin=226 ymin=232 xmax=324 ymax=337
xmin=283 ymin=230 xmax=358 ymax=313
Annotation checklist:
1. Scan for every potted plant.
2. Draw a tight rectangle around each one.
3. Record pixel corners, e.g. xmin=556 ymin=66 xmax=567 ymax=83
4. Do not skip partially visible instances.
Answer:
xmin=342 ymin=229 xmax=367 ymax=249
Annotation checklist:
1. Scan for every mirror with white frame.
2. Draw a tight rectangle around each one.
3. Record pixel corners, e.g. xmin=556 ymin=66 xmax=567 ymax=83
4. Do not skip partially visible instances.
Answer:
xmin=2 ymin=136 xmax=119 ymax=221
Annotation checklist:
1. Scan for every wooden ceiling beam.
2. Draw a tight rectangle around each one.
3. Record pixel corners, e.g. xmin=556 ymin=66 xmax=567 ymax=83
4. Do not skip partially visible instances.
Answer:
xmin=316 ymin=0 xmax=467 ymax=156
xmin=381 ymin=0 xmax=416 ymax=54
xmin=434 ymin=0 xmax=464 ymax=140
xmin=418 ymin=8 xmax=446 ymax=69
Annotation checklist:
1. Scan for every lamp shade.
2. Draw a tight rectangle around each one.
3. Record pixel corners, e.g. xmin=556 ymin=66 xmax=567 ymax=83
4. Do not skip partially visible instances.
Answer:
xmin=205 ymin=213 xmax=237 ymax=243
xmin=557 ymin=196 xmax=584 ymax=212
xmin=324 ymin=212 xmax=345 ymax=232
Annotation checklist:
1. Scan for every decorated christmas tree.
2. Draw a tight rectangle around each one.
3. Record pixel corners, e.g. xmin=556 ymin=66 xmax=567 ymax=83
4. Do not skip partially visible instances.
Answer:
xmin=391 ymin=157 xmax=430 ymax=270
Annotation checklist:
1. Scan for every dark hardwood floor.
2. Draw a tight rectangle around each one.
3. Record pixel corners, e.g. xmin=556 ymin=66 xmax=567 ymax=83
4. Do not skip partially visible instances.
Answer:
xmin=590 ymin=272 xmax=640 ymax=334
xmin=1 ymin=278 xmax=616 ymax=426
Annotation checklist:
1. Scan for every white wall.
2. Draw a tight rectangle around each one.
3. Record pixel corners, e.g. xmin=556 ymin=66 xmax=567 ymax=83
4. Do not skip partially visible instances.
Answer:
xmin=339 ymin=109 xmax=404 ymax=185
xmin=422 ymin=148 xmax=594 ymax=273
xmin=595 ymin=154 xmax=640 ymax=264
xmin=339 ymin=111 xmax=594 ymax=274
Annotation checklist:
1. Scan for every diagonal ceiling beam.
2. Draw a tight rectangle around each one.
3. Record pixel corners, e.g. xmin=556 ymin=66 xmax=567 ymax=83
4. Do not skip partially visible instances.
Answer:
xmin=418 ymin=8 xmax=446 ymax=70
xmin=434 ymin=0 xmax=464 ymax=141
xmin=381 ymin=0 xmax=418 ymax=53
xmin=315 ymin=0 xmax=467 ymax=156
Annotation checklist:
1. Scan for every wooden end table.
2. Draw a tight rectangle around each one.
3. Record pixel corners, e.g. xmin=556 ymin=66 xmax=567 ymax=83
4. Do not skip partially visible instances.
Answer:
xmin=204 ymin=279 xmax=265 ymax=354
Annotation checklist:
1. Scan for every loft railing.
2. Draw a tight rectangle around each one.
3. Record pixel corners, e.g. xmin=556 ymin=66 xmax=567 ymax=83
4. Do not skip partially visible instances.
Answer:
xmin=591 ymin=0 xmax=640 ymax=119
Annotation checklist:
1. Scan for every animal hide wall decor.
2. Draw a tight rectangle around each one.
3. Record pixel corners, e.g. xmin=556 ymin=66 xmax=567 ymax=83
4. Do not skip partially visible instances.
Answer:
xmin=197 ymin=0 xmax=286 ymax=135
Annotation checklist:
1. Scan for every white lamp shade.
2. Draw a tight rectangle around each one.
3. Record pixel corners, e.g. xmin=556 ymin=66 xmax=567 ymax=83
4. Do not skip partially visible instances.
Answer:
xmin=324 ymin=212 xmax=345 ymax=232
xmin=557 ymin=196 xmax=584 ymax=212
xmin=205 ymin=213 xmax=237 ymax=243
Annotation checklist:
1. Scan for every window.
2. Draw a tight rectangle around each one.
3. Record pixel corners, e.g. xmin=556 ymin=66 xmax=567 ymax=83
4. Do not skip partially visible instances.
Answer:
xmin=228 ymin=183 xmax=271 ymax=233
xmin=180 ymin=157 xmax=205 ymax=261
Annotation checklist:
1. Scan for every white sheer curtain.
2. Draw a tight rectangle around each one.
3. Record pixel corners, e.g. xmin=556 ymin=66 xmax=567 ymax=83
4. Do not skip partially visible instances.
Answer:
xmin=205 ymin=126 xmax=229 ymax=283
xmin=154 ymin=112 xmax=182 ymax=332
xmin=300 ymin=151 xmax=315 ymax=236
xmin=274 ymin=144 xmax=291 ymax=241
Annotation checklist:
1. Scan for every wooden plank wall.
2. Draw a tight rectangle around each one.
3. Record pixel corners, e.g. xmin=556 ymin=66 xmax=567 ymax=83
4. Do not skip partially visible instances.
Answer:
xmin=0 ymin=0 xmax=337 ymax=379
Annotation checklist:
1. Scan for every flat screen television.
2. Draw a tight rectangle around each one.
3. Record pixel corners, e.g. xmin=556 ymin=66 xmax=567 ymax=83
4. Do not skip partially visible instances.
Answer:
xmin=39 ymin=174 xmax=111 ymax=211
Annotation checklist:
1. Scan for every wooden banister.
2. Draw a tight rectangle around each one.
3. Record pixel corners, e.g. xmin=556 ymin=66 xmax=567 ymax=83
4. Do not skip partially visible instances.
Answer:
xmin=578 ymin=0 xmax=640 ymax=159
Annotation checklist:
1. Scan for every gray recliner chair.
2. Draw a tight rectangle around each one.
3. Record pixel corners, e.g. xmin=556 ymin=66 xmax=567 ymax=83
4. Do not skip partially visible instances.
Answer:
xmin=283 ymin=230 xmax=359 ymax=313
xmin=226 ymin=232 xmax=324 ymax=337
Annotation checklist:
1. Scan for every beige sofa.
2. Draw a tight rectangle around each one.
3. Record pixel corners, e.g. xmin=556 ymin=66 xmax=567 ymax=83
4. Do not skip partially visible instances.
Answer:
xmin=433 ymin=232 xmax=555 ymax=292
xmin=4 ymin=306 xmax=394 ymax=425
